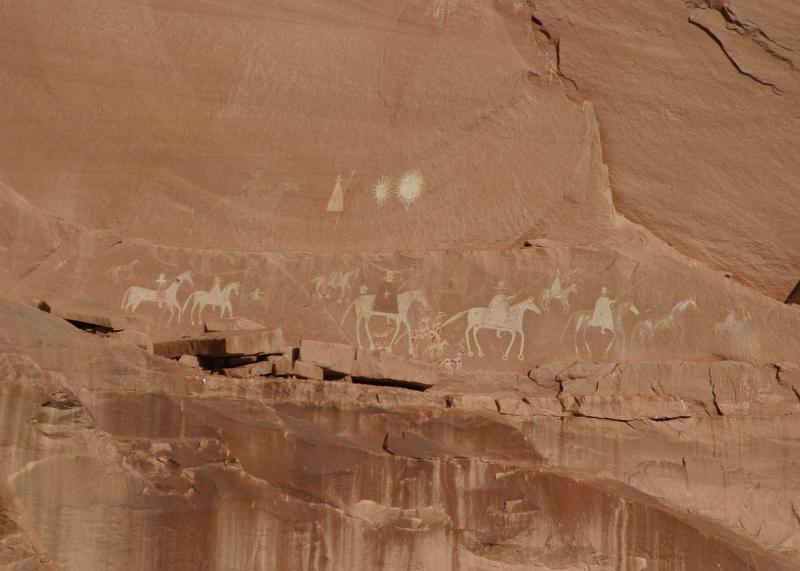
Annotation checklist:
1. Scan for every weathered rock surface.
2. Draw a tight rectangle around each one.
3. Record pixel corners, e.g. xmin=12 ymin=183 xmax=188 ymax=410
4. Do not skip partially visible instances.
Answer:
xmin=353 ymin=350 xmax=441 ymax=389
xmin=153 ymin=328 xmax=286 ymax=359
xmin=222 ymin=360 xmax=274 ymax=379
xmin=291 ymin=359 xmax=325 ymax=381
xmin=2 ymin=298 xmax=800 ymax=570
xmin=39 ymin=297 xmax=146 ymax=331
xmin=1 ymin=1 xmax=799 ymax=569
xmin=203 ymin=317 xmax=266 ymax=333
xmin=299 ymin=340 xmax=356 ymax=375
xmin=108 ymin=329 xmax=154 ymax=353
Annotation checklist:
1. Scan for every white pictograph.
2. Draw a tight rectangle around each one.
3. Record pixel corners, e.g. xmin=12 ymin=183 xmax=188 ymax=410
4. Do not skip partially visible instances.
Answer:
xmin=544 ymin=52 xmax=558 ymax=85
xmin=341 ymin=290 xmax=429 ymax=356
xmin=327 ymin=171 xmax=355 ymax=213
xmin=441 ymin=351 xmax=463 ymax=374
xmin=633 ymin=298 xmax=698 ymax=349
xmin=564 ymin=287 xmax=640 ymax=357
xmin=424 ymin=339 xmax=449 ymax=360
xmin=713 ymin=309 xmax=752 ymax=336
xmin=428 ymin=0 xmax=459 ymax=28
xmin=182 ymin=277 xmax=242 ymax=325
xmin=372 ymin=177 xmax=392 ymax=207
xmin=109 ymin=259 xmax=140 ymax=284
xmin=312 ymin=269 xmax=360 ymax=304
xmin=395 ymin=169 xmax=424 ymax=207
xmin=121 ymin=271 xmax=194 ymax=324
xmin=537 ymin=272 xmax=578 ymax=313
xmin=443 ymin=287 xmax=542 ymax=361
xmin=408 ymin=311 xmax=447 ymax=359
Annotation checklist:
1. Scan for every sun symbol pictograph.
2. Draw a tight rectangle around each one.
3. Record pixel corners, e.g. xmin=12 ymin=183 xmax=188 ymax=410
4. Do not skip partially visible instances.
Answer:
xmin=372 ymin=176 xmax=392 ymax=207
xmin=395 ymin=169 xmax=424 ymax=208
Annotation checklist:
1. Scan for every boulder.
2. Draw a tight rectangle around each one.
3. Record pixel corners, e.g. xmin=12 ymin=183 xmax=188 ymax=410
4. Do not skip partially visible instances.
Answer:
xmin=177 ymin=355 xmax=201 ymax=369
xmin=223 ymin=361 xmax=275 ymax=379
xmin=292 ymin=360 xmax=324 ymax=380
xmin=299 ymin=340 xmax=355 ymax=375
xmin=203 ymin=317 xmax=266 ymax=332
xmin=352 ymin=350 xmax=440 ymax=389
xmin=39 ymin=297 xmax=147 ymax=331
xmin=153 ymin=328 xmax=286 ymax=359
xmin=109 ymin=330 xmax=153 ymax=353
xmin=225 ymin=355 xmax=259 ymax=367
xmin=529 ymin=361 xmax=573 ymax=386
xmin=268 ymin=354 xmax=293 ymax=377
xmin=560 ymin=377 xmax=597 ymax=397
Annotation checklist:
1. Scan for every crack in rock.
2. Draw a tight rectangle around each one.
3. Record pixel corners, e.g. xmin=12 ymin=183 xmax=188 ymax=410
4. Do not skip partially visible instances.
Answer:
xmin=707 ymin=368 xmax=725 ymax=416
xmin=688 ymin=15 xmax=782 ymax=94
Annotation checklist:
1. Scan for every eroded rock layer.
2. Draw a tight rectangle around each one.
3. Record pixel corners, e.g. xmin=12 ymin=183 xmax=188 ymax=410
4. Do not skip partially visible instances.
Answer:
xmin=1 ymin=0 xmax=799 ymax=570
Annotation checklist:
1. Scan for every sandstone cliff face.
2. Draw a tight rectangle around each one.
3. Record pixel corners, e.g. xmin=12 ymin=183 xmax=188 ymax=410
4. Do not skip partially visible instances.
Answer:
xmin=2 ymin=300 xmax=800 ymax=570
xmin=1 ymin=1 xmax=799 ymax=570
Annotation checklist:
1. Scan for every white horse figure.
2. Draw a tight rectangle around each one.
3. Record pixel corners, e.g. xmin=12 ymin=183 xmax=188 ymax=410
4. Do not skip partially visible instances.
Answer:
xmin=312 ymin=269 xmax=359 ymax=304
xmin=443 ymin=297 xmax=542 ymax=361
xmin=182 ymin=281 xmax=241 ymax=325
xmin=713 ymin=309 xmax=751 ymax=336
xmin=121 ymin=271 xmax=194 ymax=324
xmin=340 ymin=290 xmax=429 ymax=355
xmin=109 ymin=259 xmax=140 ymax=284
xmin=633 ymin=298 xmax=697 ymax=349
xmin=538 ymin=279 xmax=578 ymax=313
xmin=564 ymin=300 xmax=640 ymax=357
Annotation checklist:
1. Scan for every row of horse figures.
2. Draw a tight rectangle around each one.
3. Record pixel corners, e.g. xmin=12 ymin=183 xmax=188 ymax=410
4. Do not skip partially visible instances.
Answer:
xmin=341 ymin=288 xmax=698 ymax=361
xmin=313 ymin=269 xmax=579 ymax=313
xmin=117 ymin=268 xmax=699 ymax=362
xmin=120 ymin=271 xmax=241 ymax=324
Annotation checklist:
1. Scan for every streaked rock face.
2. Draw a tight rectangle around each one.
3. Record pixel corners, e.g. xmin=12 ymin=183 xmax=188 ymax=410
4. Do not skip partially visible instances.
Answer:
xmin=1 ymin=1 xmax=799 ymax=570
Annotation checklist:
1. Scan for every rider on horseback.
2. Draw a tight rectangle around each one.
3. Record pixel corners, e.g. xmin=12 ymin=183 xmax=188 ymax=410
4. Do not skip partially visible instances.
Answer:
xmin=155 ymin=273 xmax=168 ymax=305
xmin=210 ymin=276 xmax=222 ymax=299
xmin=374 ymin=271 xmax=399 ymax=314
xmin=589 ymin=287 xmax=614 ymax=334
xmin=484 ymin=281 xmax=513 ymax=328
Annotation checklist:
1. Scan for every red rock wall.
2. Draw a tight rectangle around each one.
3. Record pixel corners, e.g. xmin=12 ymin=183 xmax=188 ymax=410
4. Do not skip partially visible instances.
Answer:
xmin=1 ymin=1 xmax=799 ymax=569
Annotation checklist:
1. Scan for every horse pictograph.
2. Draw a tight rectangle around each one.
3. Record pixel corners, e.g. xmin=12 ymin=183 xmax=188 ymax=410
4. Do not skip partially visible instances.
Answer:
xmin=537 ymin=273 xmax=577 ymax=313
xmin=183 ymin=281 xmax=241 ymax=325
xmin=312 ymin=269 xmax=359 ymax=304
xmin=633 ymin=299 xmax=697 ymax=349
xmin=341 ymin=290 xmax=429 ymax=356
xmin=121 ymin=271 xmax=194 ymax=324
xmin=443 ymin=297 xmax=542 ymax=361
xmin=713 ymin=309 xmax=751 ymax=336
xmin=109 ymin=260 xmax=140 ymax=284
xmin=564 ymin=299 xmax=640 ymax=357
